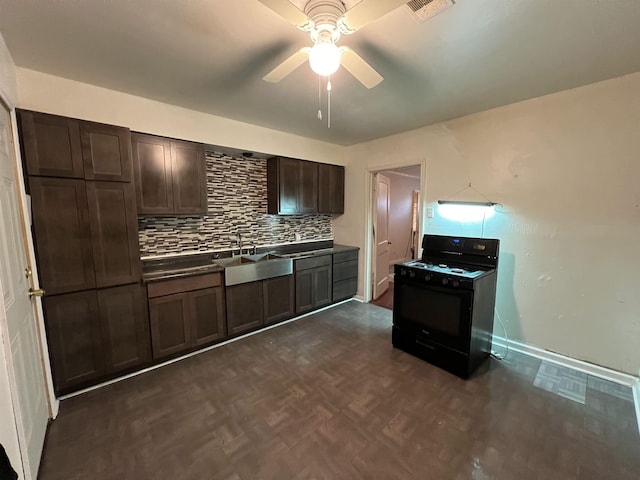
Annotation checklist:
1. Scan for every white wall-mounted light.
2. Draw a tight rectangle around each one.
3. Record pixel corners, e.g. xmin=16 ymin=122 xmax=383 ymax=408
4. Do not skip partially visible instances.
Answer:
xmin=437 ymin=200 xmax=496 ymax=222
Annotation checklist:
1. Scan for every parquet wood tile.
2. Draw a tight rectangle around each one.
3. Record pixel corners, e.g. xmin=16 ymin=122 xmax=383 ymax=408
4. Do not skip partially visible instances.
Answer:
xmin=38 ymin=301 xmax=640 ymax=480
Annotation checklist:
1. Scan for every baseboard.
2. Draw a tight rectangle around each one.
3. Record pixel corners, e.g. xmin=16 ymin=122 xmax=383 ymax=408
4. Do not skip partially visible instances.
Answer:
xmin=491 ymin=335 xmax=637 ymax=386
xmin=633 ymin=381 xmax=640 ymax=436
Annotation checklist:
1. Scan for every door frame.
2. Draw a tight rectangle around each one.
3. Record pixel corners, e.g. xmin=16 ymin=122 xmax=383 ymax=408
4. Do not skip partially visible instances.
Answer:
xmin=363 ymin=159 xmax=426 ymax=302
xmin=0 ymin=85 xmax=59 ymax=419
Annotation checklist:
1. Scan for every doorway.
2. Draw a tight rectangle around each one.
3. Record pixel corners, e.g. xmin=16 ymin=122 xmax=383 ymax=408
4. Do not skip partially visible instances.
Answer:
xmin=368 ymin=164 xmax=422 ymax=309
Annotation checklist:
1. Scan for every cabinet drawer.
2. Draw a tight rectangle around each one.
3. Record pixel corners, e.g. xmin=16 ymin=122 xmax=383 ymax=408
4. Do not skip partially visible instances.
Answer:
xmin=333 ymin=250 xmax=358 ymax=264
xmin=147 ymin=273 xmax=222 ymax=298
xmin=295 ymin=254 xmax=332 ymax=271
xmin=333 ymin=278 xmax=357 ymax=302
xmin=333 ymin=259 xmax=357 ymax=282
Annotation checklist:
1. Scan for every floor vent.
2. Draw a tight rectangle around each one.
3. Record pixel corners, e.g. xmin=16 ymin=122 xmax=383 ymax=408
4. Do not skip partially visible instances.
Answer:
xmin=405 ymin=0 xmax=454 ymax=22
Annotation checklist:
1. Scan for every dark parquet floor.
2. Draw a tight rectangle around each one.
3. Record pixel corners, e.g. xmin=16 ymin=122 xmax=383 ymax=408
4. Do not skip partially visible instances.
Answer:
xmin=38 ymin=301 xmax=640 ymax=480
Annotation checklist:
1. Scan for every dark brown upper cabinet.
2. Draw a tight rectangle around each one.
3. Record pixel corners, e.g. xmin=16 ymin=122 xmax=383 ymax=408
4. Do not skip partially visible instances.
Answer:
xmin=18 ymin=110 xmax=84 ymax=178
xmin=318 ymin=163 xmax=345 ymax=214
xmin=132 ymin=133 xmax=207 ymax=215
xmin=267 ymin=156 xmax=319 ymax=215
xmin=18 ymin=110 xmax=133 ymax=182
xmin=80 ymin=121 xmax=133 ymax=182
xmin=86 ymin=181 xmax=141 ymax=287
xmin=29 ymin=177 xmax=141 ymax=295
xmin=29 ymin=177 xmax=96 ymax=295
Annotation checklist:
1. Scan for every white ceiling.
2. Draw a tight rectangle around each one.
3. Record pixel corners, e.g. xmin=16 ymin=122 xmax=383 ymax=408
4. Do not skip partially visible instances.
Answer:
xmin=1 ymin=0 xmax=640 ymax=146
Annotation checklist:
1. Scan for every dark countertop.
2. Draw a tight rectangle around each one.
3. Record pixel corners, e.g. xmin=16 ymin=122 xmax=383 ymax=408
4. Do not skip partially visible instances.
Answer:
xmin=142 ymin=241 xmax=359 ymax=283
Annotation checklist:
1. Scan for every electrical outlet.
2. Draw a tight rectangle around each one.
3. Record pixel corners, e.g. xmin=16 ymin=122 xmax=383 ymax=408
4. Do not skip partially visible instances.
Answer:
xmin=426 ymin=207 xmax=434 ymax=218
xmin=295 ymin=233 xmax=301 ymax=241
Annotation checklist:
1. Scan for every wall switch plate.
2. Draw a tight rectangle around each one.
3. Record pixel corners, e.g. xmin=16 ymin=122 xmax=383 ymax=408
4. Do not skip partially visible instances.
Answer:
xmin=426 ymin=207 xmax=434 ymax=218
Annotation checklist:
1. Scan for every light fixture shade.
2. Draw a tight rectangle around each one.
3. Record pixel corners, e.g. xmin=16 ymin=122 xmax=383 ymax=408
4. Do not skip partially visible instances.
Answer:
xmin=437 ymin=200 xmax=496 ymax=207
xmin=309 ymin=41 xmax=341 ymax=76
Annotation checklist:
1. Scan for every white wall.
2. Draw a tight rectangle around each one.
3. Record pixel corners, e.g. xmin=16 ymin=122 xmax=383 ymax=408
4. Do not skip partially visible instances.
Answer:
xmin=16 ymin=68 xmax=345 ymax=165
xmin=0 ymin=32 xmax=24 ymax=479
xmin=335 ymin=72 xmax=640 ymax=376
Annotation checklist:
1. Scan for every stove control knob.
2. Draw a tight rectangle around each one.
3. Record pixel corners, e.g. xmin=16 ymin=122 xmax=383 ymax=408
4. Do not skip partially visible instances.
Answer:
xmin=452 ymin=280 xmax=459 ymax=288
xmin=400 ymin=268 xmax=407 ymax=276
xmin=424 ymin=274 xmax=431 ymax=282
xmin=442 ymin=278 xmax=449 ymax=286
xmin=409 ymin=270 xmax=416 ymax=279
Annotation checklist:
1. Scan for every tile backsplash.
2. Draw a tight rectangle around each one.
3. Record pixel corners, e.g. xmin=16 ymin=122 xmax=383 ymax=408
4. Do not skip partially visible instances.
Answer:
xmin=138 ymin=151 xmax=333 ymax=257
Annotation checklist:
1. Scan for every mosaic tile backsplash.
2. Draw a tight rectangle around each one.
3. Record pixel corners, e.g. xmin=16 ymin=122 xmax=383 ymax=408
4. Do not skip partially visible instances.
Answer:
xmin=138 ymin=152 xmax=334 ymax=257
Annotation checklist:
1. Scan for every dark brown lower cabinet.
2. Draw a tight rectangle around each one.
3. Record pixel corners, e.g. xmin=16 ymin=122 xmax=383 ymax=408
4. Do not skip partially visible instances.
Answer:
xmin=263 ymin=275 xmax=295 ymax=325
xmin=226 ymin=281 xmax=264 ymax=336
xmin=226 ymin=275 xmax=295 ymax=336
xmin=147 ymin=273 xmax=226 ymax=360
xmin=295 ymin=255 xmax=332 ymax=314
xmin=332 ymin=249 xmax=359 ymax=301
xmin=44 ymin=283 xmax=150 ymax=395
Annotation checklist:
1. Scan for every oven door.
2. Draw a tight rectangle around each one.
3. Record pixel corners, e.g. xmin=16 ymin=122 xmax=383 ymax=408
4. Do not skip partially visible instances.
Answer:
xmin=393 ymin=277 xmax=473 ymax=353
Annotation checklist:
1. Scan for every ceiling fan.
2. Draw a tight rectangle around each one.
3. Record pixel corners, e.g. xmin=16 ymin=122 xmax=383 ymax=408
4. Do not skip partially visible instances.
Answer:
xmin=259 ymin=0 xmax=408 ymax=88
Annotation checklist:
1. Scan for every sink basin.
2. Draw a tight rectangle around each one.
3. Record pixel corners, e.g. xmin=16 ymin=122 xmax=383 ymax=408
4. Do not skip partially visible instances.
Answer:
xmin=214 ymin=253 xmax=292 ymax=286
xmin=214 ymin=256 xmax=257 ymax=267
xmin=243 ymin=253 xmax=283 ymax=262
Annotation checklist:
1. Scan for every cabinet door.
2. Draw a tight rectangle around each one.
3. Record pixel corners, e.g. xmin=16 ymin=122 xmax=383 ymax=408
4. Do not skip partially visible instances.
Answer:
xmin=226 ymin=282 xmax=264 ymax=336
xmin=171 ymin=140 xmax=207 ymax=214
xmin=263 ymin=275 xmax=294 ymax=324
xmin=29 ymin=177 xmax=96 ymax=294
xmin=18 ymin=110 xmax=84 ymax=178
xmin=86 ymin=181 xmax=141 ymax=287
xmin=318 ymin=163 xmax=344 ymax=214
xmin=298 ymin=160 xmax=318 ymax=213
xmin=277 ymin=157 xmax=299 ymax=214
xmin=81 ymin=121 xmax=133 ymax=182
xmin=313 ymin=264 xmax=333 ymax=308
xmin=44 ymin=291 xmax=104 ymax=394
xmin=295 ymin=269 xmax=314 ymax=314
xmin=149 ymin=293 xmax=191 ymax=359
xmin=132 ymin=133 xmax=173 ymax=215
xmin=189 ymin=287 xmax=226 ymax=346
xmin=98 ymin=284 xmax=151 ymax=374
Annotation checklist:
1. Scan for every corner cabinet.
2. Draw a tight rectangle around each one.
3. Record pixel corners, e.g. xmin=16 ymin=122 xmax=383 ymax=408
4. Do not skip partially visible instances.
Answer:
xmin=132 ymin=133 xmax=207 ymax=215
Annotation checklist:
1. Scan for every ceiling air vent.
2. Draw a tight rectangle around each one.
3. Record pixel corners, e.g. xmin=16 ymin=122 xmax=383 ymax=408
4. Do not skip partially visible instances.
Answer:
xmin=405 ymin=0 xmax=454 ymax=23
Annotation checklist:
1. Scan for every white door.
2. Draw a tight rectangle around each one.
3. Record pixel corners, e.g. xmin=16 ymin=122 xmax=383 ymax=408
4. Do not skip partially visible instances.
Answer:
xmin=372 ymin=173 xmax=390 ymax=299
xmin=0 ymin=101 xmax=49 ymax=479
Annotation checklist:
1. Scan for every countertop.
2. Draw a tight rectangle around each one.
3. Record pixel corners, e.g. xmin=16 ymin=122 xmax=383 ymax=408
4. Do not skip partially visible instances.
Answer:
xmin=142 ymin=242 xmax=359 ymax=283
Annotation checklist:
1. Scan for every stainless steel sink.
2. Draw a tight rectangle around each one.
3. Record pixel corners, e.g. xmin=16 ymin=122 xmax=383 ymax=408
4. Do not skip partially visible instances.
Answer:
xmin=214 ymin=253 xmax=292 ymax=286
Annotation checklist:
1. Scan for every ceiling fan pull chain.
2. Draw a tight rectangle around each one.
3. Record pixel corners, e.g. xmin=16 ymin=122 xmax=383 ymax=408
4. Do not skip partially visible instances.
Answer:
xmin=327 ymin=76 xmax=332 ymax=128
xmin=317 ymin=75 xmax=323 ymax=120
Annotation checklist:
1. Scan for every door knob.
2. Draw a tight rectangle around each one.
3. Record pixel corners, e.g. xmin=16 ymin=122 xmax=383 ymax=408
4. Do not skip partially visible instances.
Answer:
xmin=28 ymin=288 xmax=45 ymax=298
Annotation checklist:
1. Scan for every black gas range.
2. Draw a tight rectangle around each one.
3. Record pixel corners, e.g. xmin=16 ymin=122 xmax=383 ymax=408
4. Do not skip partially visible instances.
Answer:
xmin=392 ymin=234 xmax=500 ymax=378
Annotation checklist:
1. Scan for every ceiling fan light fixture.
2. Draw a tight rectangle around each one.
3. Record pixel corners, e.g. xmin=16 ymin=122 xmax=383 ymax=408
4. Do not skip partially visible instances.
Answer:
xmin=309 ymin=40 xmax=341 ymax=76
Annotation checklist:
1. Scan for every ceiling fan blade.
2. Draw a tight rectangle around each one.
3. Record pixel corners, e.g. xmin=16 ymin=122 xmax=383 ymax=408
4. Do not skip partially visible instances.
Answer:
xmin=263 ymin=48 xmax=311 ymax=83
xmin=339 ymin=0 xmax=408 ymax=33
xmin=257 ymin=0 xmax=311 ymax=30
xmin=340 ymin=47 xmax=383 ymax=89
